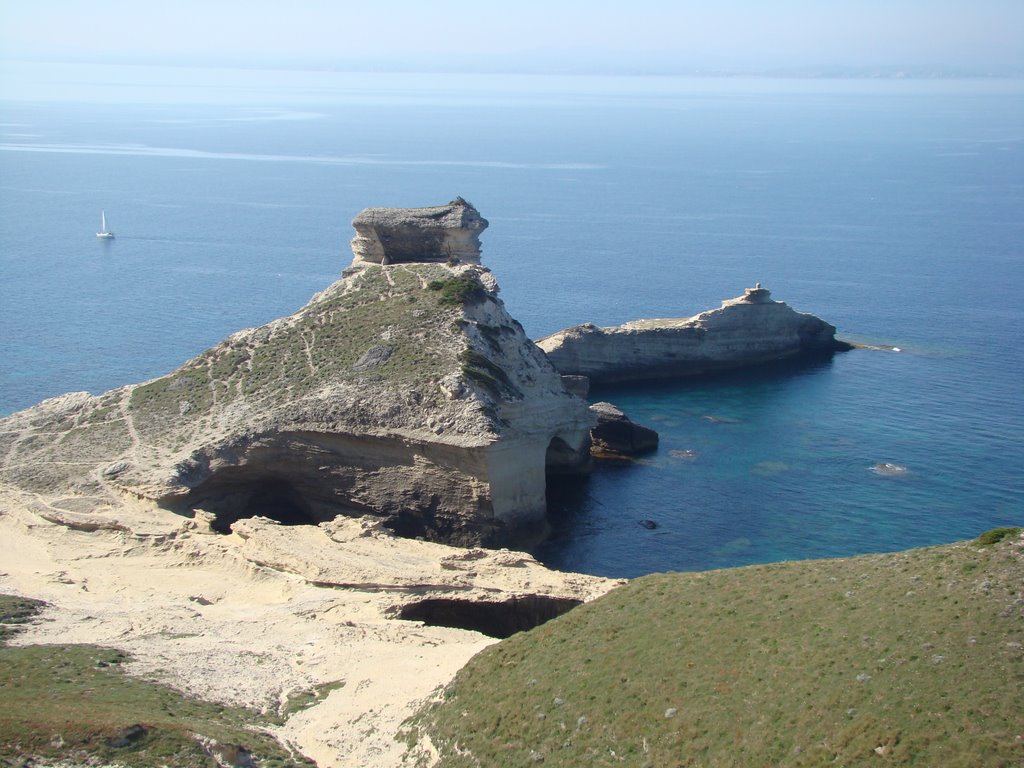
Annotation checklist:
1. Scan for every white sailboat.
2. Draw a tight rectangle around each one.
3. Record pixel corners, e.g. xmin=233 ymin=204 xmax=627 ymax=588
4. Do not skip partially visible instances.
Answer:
xmin=96 ymin=210 xmax=114 ymax=239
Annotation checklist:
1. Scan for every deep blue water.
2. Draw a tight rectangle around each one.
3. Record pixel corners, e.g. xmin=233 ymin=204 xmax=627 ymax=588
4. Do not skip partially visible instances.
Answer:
xmin=1 ymin=65 xmax=1022 ymax=577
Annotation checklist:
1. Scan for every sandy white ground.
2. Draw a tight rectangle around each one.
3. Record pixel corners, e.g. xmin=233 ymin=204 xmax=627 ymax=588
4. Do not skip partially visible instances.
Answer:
xmin=0 ymin=488 xmax=615 ymax=767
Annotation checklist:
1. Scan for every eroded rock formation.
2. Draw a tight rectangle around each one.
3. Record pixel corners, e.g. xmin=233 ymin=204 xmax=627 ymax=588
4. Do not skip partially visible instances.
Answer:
xmin=349 ymin=197 xmax=488 ymax=267
xmin=589 ymin=402 xmax=659 ymax=459
xmin=537 ymin=284 xmax=851 ymax=385
xmin=0 ymin=200 xmax=591 ymax=546
xmin=0 ymin=487 xmax=618 ymax=767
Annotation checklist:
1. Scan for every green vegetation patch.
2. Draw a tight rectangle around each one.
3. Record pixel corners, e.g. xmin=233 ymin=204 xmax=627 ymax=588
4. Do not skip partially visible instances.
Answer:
xmin=428 ymin=274 xmax=487 ymax=307
xmin=128 ymin=367 xmax=214 ymax=443
xmin=83 ymin=402 xmax=120 ymax=425
xmin=459 ymin=349 xmax=521 ymax=400
xmin=0 ymin=595 xmax=311 ymax=767
xmin=414 ymin=534 xmax=1024 ymax=767
xmin=978 ymin=527 xmax=1022 ymax=546
xmin=0 ymin=596 xmax=46 ymax=645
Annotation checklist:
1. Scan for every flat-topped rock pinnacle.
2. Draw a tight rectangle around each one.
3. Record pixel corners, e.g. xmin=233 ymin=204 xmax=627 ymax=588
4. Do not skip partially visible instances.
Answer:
xmin=0 ymin=202 xmax=590 ymax=547
xmin=350 ymin=197 xmax=489 ymax=267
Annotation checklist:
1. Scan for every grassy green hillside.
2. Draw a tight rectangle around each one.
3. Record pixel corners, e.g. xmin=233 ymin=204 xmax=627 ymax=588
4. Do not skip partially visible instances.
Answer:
xmin=0 ymin=596 xmax=318 ymax=767
xmin=414 ymin=529 xmax=1023 ymax=767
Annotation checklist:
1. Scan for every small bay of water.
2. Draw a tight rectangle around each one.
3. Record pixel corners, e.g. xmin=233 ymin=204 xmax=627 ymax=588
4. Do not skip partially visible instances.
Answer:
xmin=1 ymin=65 xmax=1021 ymax=577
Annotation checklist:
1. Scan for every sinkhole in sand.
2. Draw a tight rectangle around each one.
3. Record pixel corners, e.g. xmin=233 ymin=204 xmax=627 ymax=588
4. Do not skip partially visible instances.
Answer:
xmin=398 ymin=595 xmax=582 ymax=639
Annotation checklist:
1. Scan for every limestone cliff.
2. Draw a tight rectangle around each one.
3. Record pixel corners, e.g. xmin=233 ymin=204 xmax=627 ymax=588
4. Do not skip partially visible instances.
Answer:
xmin=349 ymin=197 xmax=488 ymax=267
xmin=0 ymin=201 xmax=592 ymax=546
xmin=537 ymin=284 xmax=850 ymax=385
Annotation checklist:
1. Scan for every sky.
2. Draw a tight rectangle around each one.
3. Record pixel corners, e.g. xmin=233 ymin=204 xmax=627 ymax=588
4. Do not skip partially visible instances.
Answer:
xmin=1 ymin=0 xmax=1022 ymax=74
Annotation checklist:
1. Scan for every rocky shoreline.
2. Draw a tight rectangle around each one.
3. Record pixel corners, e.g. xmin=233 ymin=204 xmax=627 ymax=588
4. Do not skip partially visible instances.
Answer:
xmin=0 ymin=203 xmax=851 ymax=550
xmin=0 ymin=200 xmax=595 ymax=549
xmin=0 ymin=200 xmax=854 ymax=767
xmin=538 ymin=283 xmax=851 ymax=385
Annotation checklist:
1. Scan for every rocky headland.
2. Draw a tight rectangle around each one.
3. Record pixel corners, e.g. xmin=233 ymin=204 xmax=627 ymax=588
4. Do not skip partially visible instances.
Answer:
xmin=0 ymin=199 xmax=593 ymax=548
xmin=0 ymin=199 xmax=617 ymax=766
xmin=0 ymin=200 xmax=857 ymax=767
xmin=537 ymin=283 xmax=851 ymax=386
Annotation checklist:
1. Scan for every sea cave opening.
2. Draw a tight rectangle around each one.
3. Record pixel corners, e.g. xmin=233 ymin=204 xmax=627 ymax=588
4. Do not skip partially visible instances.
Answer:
xmin=544 ymin=436 xmax=580 ymax=474
xmin=544 ymin=435 xmax=592 ymax=528
xmin=186 ymin=475 xmax=322 ymax=534
xmin=397 ymin=595 xmax=582 ymax=639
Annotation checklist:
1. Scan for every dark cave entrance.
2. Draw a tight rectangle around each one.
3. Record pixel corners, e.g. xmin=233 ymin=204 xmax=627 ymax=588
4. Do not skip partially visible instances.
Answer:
xmin=544 ymin=435 xmax=591 ymax=525
xmin=187 ymin=476 xmax=322 ymax=534
xmin=397 ymin=595 xmax=582 ymax=639
xmin=545 ymin=436 xmax=581 ymax=475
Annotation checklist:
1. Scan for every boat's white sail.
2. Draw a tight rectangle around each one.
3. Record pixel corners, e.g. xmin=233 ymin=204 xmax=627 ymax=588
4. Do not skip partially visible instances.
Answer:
xmin=96 ymin=210 xmax=114 ymax=239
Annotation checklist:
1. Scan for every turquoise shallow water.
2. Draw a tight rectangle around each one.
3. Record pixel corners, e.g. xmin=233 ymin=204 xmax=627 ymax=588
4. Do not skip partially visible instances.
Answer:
xmin=1 ymin=67 xmax=1021 ymax=577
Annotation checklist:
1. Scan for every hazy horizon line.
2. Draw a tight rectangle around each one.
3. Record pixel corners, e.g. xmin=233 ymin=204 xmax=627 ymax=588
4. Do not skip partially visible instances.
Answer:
xmin=3 ymin=52 xmax=1021 ymax=81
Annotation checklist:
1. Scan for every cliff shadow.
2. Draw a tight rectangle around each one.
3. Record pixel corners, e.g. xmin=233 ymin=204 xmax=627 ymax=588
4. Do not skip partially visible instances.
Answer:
xmin=179 ymin=473 xmax=327 ymax=534
xmin=540 ymin=469 xmax=596 ymax=543
xmin=397 ymin=595 xmax=582 ymax=639
xmin=589 ymin=350 xmax=841 ymax=401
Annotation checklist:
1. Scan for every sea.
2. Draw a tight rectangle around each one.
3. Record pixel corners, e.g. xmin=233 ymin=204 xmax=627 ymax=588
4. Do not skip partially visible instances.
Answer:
xmin=1 ymin=62 xmax=1021 ymax=578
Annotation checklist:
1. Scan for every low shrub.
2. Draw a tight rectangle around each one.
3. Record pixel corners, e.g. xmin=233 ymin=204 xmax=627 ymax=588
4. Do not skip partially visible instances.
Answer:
xmin=976 ymin=527 xmax=1021 ymax=546
xmin=427 ymin=274 xmax=486 ymax=307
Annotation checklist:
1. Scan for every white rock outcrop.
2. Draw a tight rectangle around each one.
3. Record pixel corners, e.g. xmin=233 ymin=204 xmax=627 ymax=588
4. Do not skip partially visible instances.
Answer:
xmin=0 ymin=201 xmax=592 ymax=547
xmin=349 ymin=197 xmax=489 ymax=267
xmin=537 ymin=284 xmax=850 ymax=385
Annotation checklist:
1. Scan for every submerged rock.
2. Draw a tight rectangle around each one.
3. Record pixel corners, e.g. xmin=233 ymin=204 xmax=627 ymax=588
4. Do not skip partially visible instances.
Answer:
xmin=669 ymin=449 xmax=698 ymax=460
xmin=871 ymin=462 xmax=911 ymax=477
xmin=537 ymin=284 xmax=851 ymax=385
xmin=0 ymin=200 xmax=592 ymax=547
